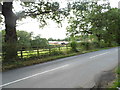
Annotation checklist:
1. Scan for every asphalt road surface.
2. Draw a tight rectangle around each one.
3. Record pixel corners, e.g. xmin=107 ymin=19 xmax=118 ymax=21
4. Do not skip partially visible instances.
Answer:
xmin=1 ymin=47 xmax=119 ymax=88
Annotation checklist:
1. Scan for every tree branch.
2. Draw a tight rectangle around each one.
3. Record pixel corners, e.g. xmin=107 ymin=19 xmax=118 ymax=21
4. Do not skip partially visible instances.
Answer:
xmin=16 ymin=10 xmax=53 ymax=20
xmin=24 ymin=10 xmax=52 ymax=17
xmin=0 ymin=3 xmax=2 ymax=13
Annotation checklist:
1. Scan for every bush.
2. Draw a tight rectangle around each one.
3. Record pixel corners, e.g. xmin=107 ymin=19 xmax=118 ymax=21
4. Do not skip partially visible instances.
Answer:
xmin=50 ymin=50 xmax=64 ymax=56
xmin=70 ymin=41 xmax=78 ymax=52
xmin=79 ymin=42 xmax=91 ymax=50
xmin=78 ymin=42 xmax=100 ymax=50
xmin=99 ymin=41 xmax=118 ymax=48
xmin=92 ymin=42 xmax=100 ymax=48
xmin=110 ymin=42 xmax=118 ymax=47
xmin=99 ymin=41 xmax=108 ymax=48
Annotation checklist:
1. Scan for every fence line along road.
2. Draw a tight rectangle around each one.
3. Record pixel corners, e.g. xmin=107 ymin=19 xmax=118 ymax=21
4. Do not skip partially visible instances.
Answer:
xmin=17 ymin=45 xmax=71 ymax=59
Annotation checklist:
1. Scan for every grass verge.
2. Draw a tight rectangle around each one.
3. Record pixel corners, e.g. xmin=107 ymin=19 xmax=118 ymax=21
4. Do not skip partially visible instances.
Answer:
xmin=108 ymin=67 xmax=120 ymax=89
xmin=2 ymin=47 xmax=115 ymax=72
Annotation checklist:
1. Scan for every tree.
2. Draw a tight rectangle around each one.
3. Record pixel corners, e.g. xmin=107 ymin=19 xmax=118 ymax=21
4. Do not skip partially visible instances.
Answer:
xmin=0 ymin=1 xmax=70 ymax=62
xmin=89 ymin=7 xmax=120 ymax=46
xmin=1 ymin=2 xmax=18 ymax=61
xmin=66 ymin=1 xmax=118 ymax=45
xmin=103 ymin=8 xmax=120 ymax=45
xmin=66 ymin=1 xmax=95 ymax=50
xmin=66 ymin=1 xmax=120 ymax=48
xmin=17 ymin=30 xmax=33 ymax=49
xmin=48 ymin=38 xmax=54 ymax=41
xmin=31 ymin=35 xmax=48 ymax=48
xmin=88 ymin=2 xmax=111 ymax=45
xmin=66 ymin=1 xmax=94 ymax=47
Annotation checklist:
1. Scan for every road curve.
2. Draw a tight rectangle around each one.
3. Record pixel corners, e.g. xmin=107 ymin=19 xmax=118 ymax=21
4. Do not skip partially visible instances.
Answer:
xmin=1 ymin=47 xmax=118 ymax=88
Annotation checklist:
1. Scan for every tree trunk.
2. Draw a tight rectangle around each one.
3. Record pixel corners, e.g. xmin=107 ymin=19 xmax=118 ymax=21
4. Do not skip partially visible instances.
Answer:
xmin=2 ymin=2 xmax=18 ymax=62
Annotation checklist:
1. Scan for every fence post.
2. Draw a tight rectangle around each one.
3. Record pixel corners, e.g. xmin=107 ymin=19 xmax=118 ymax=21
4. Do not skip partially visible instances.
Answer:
xmin=49 ymin=45 xmax=51 ymax=55
xmin=37 ymin=47 xmax=39 ymax=57
xmin=20 ymin=50 xmax=23 ymax=59
xmin=58 ymin=45 xmax=61 ymax=51
xmin=27 ymin=50 xmax=29 ymax=58
xmin=66 ymin=45 xmax=68 ymax=50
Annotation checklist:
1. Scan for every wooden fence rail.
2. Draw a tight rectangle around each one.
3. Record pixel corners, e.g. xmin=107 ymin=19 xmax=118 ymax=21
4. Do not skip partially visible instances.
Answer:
xmin=17 ymin=45 xmax=71 ymax=59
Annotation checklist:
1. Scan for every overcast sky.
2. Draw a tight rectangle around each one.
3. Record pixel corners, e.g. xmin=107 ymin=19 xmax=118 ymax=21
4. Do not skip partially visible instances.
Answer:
xmin=8 ymin=0 xmax=120 ymax=39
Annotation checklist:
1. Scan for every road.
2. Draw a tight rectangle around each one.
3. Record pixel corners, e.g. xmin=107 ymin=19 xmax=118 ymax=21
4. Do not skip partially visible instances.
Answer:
xmin=1 ymin=47 xmax=118 ymax=88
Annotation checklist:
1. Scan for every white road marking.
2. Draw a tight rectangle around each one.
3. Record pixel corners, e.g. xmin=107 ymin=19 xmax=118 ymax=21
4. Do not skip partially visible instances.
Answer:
xmin=90 ymin=52 xmax=109 ymax=59
xmin=0 ymin=64 xmax=69 ymax=88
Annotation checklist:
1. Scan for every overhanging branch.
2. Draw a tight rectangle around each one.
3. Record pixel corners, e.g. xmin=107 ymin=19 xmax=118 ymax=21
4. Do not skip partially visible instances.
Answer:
xmin=24 ymin=10 xmax=52 ymax=17
xmin=0 ymin=3 xmax=2 ymax=14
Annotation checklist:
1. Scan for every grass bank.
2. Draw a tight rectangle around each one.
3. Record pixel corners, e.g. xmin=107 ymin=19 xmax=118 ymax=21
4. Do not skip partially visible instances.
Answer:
xmin=108 ymin=67 xmax=120 ymax=89
xmin=2 ymin=47 xmax=114 ymax=72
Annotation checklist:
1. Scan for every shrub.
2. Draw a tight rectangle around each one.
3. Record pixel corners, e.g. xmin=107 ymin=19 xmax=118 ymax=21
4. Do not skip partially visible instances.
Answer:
xmin=78 ymin=42 xmax=100 ymax=50
xmin=92 ymin=42 xmax=100 ymax=48
xmin=111 ymin=41 xmax=118 ymax=47
xmin=79 ymin=42 xmax=91 ymax=50
xmin=50 ymin=50 xmax=64 ymax=56
xmin=70 ymin=41 xmax=78 ymax=52
xmin=99 ymin=41 xmax=108 ymax=48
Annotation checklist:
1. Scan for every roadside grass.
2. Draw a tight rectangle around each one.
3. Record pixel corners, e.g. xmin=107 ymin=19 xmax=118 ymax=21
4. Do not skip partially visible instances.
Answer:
xmin=2 ymin=47 xmax=115 ymax=71
xmin=109 ymin=67 xmax=120 ymax=88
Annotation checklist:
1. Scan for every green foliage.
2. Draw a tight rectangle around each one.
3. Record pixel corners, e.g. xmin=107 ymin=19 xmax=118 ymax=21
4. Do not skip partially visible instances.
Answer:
xmin=103 ymin=8 xmax=120 ymax=45
xmin=111 ymin=67 xmax=120 ymax=88
xmin=0 ymin=30 xmax=5 ymax=44
xmin=1 ymin=1 xmax=120 ymax=63
xmin=2 ymin=46 xmax=112 ymax=71
xmin=48 ymin=38 xmax=54 ymax=41
xmin=50 ymin=50 xmax=64 ymax=56
xmin=17 ymin=30 xmax=32 ymax=49
xmin=79 ymin=42 xmax=100 ymax=50
xmin=92 ymin=42 xmax=99 ymax=48
xmin=31 ymin=35 xmax=48 ymax=48
xmin=79 ymin=42 xmax=90 ymax=50
xmin=17 ymin=31 xmax=49 ymax=49
xmin=116 ymin=67 xmax=120 ymax=75
xmin=67 ymin=1 xmax=120 ymax=47
xmin=20 ymin=1 xmax=70 ymax=27
xmin=66 ymin=1 xmax=92 ymax=37
xmin=1 ymin=30 xmax=49 ymax=50
xmin=1 ymin=1 xmax=71 ymax=62
xmin=48 ymin=37 xmax=69 ymax=41
xmin=70 ymin=41 xmax=78 ymax=52
xmin=0 ymin=16 xmax=2 ymax=23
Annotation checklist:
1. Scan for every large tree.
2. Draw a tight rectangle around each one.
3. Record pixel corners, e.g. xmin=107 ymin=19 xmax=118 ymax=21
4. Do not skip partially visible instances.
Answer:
xmin=0 ymin=1 xmax=70 ymax=62
xmin=103 ymin=8 xmax=120 ymax=45
xmin=66 ymin=1 xmax=119 ymax=44
xmin=1 ymin=2 xmax=18 ymax=61
xmin=66 ymin=1 xmax=120 ymax=48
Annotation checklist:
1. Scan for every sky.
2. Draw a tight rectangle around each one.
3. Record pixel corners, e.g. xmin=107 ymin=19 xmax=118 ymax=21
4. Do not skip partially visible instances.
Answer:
xmin=2 ymin=0 xmax=120 ymax=39
xmin=14 ymin=0 xmax=69 ymax=39
xmin=16 ymin=18 xmax=68 ymax=39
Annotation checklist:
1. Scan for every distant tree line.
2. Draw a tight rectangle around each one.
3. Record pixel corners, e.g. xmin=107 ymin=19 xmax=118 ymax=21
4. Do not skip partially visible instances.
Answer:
xmin=48 ymin=38 xmax=69 ymax=41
